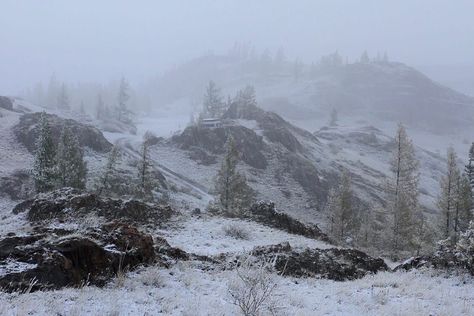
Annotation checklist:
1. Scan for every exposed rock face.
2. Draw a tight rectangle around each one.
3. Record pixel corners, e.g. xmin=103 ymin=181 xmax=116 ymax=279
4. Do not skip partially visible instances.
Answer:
xmin=0 ymin=96 xmax=13 ymax=111
xmin=15 ymin=188 xmax=174 ymax=225
xmin=173 ymin=125 xmax=268 ymax=169
xmin=223 ymin=102 xmax=317 ymax=154
xmin=245 ymin=202 xmax=329 ymax=242
xmin=0 ymin=169 xmax=34 ymax=200
xmin=13 ymin=112 xmax=112 ymax=153
xmin=0 ymin=222 xmax=155 ymax=292
xmin=246 ymin=242 xmax=388 ymax=281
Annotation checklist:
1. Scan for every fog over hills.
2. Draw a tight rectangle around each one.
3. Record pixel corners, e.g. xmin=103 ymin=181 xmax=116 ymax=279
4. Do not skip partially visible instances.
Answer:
xmin=1 ymin=1 xmax=474 ymax=315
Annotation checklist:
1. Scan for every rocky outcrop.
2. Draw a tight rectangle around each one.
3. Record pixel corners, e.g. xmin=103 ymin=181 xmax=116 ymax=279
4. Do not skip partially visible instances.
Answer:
xmin=0 ymin=169 xmax=34 ymax=200
xmin=238 ymin=242 xmax=388 ymax=281
xmin=13 ymin=112 xmax=112 ymax=153
xmin=244 ymin=202 xmax=329 ymax=242
xmin=0 ymin=222 xmax=154 ymax=292
xmin=223 ymin=102 xmax=318 ymax=153
xmin=0 ymin=96 xmax=13 ymax=111
xmin=15 ymin=188 xmax=174 ymax=225
xmin=173 ymin=125 xmax=268 ymax=169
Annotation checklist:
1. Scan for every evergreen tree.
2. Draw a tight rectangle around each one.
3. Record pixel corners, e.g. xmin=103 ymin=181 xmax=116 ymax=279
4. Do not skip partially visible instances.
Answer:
xmin=203 ymin=80 xmax=224 ymax=118
xmin=325 ymin=170 xmax=356 ymax=244
xmin=455 ymin=175 xmax=473 ymax=236
xmin=55 ymin=125 xmax=87 ymax=189
xmin=215 ymin=136 xmax=255 ymax=213
xmin=57 ymin=83 xmax=70 ymax=110
xmin=329 ymin=109 xmax=338 ymax=126
xmin=465 ymin=142 xmax=474 ymax=191
xmin=96 ymin=93 xmax=105 ymax=120
xmin=32 ymin=112 xmax=57 ymax=193
xmin=96 ymin=145 xmax=120 ymax=196
xmin=117 ymin=77 xmax=130 ymax=122
xmin=387 ymin=123 xmax=419 ymax=252
xmin=438 ymin=147 xmax=460 ymax=240
xmin=135 ymin=136 xmax=154 ymax=200
xmin=360 ymin=50 xmax=370 ymax=63
xmin=235 ymin=85 xmax=257 ymax=108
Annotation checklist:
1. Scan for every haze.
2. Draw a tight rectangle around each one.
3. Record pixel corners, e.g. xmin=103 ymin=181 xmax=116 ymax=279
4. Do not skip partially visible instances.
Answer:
xmin=1 ymin=0 xmax=473 ymax=95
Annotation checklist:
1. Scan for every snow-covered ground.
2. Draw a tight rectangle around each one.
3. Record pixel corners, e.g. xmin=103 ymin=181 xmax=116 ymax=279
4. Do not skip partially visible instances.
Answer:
xmin=1 ymin=266 xmax=472 ymax=315
xmin=158 ymin=215 xmax=331 ymax=256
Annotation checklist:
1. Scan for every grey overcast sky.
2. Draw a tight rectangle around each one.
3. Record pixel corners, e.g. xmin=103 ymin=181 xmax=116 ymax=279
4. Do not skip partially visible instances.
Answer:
xmin=1 ymin=0 xmax=473 ymax=94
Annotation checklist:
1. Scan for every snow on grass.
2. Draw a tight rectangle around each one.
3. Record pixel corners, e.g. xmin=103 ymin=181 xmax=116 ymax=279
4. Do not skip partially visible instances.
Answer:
xmin=158 ymin=215 xmax=332 ymax=256
xmin=0 ymin=265 xmax=472 ymax=316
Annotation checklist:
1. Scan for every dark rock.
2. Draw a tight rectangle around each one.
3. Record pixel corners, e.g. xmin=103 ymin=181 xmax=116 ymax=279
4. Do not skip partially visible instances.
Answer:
xmin=173 ymin=125 xmax=267 ymax=169
xmin=13 ymin=112 xmax=112 ymax=153
xmin=245 ymin=202 xmax=329 ymax=242
xmin=0 ymin=169 xmax=34 ymax=201
xmin=188 ymin=147 xmax=217 ymax=165
xmin=283 ymin=152 xmax=323 ymax=199
xmin=20 ymin=188 xmax=174 ymax=225
xmin=0 ymin=222 xmax=155 ymax=292
xmin=247 ymin=242 xmax=388 ymax=280
xmin=191 ymin=208 xmax=201 ymax=215
xmin=0 ymin=96 xmax=13 ymax=111
xmin=223 ymin=102 xmax=318 ymax=153
xmin=393 ymin=256 xmax=430 ymax=272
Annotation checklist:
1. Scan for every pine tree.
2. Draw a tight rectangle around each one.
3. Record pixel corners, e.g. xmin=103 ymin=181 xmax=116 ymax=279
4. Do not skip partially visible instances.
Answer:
xmin=203 ymin=80 xmax=224 ymax=118
xmin=438 ymin=147 xmax=460 ymax=241
xmin=55 ymin=125 xmax=87 ymax=189
xmin=32 ymin=112 xmax=57 ymax=193
xmin=96 ymin=145 xmax=120 ymax=196
xmin=117 ymin=77 xmax=130 ymax=122
xmin=215 ymin=136 xmax=255 ymax=213
xmin=387 ymin=123 xmax=419 ymax=253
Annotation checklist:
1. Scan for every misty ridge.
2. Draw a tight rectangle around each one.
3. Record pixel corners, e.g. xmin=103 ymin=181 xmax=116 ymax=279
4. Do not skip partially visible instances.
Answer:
xmin=1 ymin=1 xmax=474 ymax=315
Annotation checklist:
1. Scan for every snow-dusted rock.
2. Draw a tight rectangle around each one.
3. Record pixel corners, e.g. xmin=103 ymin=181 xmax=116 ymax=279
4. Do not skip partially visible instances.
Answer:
xmin=0 ymin=222 xmax=154 ymax=292
xmin=13 ymin=112 xmax=112 ymax=153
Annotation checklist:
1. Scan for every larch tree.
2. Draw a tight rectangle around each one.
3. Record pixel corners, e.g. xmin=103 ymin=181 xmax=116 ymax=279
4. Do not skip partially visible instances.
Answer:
xmin=135 ymin=136 xmax=154 ymax=201
xmin=387 ymin=123 xmax=420 ymax=253
xmin=325 ymin=170 xmax=356 ymax=244
xmin=454 ymin=175 xmax=473 ymax=237
xmin=96 ymin=145 xmax=120 ymax=196
xmin=215 ymin=136 xmax=255 ymax=214
xmin=55 ymin=125 xmax=87 ymax=189
xmin=32 ymin=112 xmax=57 ymax=193
xmin=438 ymin=147 xmax=460 ymax=241
xmin=203 ymin=80 xmax=224 ymax=118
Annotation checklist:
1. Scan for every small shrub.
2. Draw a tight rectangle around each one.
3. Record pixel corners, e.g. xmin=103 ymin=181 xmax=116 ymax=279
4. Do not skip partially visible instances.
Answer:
xmin=228 ymin=256 xmax=277 ymax=316
xmin=223 ymin=223 xmax=251 ymax=240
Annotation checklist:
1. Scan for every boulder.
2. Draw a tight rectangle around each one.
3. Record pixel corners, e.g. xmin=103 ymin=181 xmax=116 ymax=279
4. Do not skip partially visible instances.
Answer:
xmin=13 ymin=112 xmax=112 ymax=153
xmin=0 ymin=96 xmax=13 ymax=111
xmin=16 ymin=188 xmax=174 ymax=225
xmin=241 ymin=242 xmax=388 ymax=281
xmin=0 ymin=169 xmax=34 ymax=200
xmin=0 ymin=222 xmax=155 ymax=292
xmin=245 ymin=202 xmax=329 ymax=242
xmin=173 ymin=125 xmax=268 ymax=169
